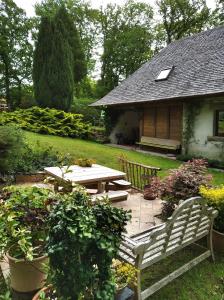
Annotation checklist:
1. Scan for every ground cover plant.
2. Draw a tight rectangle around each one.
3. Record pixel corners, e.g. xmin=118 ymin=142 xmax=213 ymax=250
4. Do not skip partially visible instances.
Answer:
xmin=0 ymin=107 xmax=91 ymax=138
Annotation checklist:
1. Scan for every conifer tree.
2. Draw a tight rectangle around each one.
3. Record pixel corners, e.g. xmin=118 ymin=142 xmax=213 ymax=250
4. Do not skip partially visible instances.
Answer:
xmin=33 ymin=6 xmax=86 ymax=111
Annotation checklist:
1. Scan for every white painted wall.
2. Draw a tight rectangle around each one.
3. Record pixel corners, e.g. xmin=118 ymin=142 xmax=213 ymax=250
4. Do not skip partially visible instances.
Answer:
xmin=109 ymin=110 xmax=140 ymax=144
xmin=184 ymin=98 xmax=224 ymax=161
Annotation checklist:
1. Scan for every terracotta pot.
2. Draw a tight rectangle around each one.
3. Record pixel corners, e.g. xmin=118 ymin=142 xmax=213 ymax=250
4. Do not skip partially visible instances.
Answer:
xmin=6 ymin=252 xmax=48 ymax=293
xmin=213 ymin=229 xmax=224 ymax=253
xmin=32 ymin=285 xmax=52 ymax=300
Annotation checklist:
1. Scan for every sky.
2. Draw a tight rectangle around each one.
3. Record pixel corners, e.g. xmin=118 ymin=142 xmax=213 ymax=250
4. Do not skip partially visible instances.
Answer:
xmin=14 ymin=0 xmax=217 ymax=17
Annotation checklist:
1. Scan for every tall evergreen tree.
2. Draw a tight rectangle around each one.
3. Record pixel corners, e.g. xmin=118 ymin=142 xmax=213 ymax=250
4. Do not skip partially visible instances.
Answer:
xmin=33 ymin=6 xmax=85 ymax=111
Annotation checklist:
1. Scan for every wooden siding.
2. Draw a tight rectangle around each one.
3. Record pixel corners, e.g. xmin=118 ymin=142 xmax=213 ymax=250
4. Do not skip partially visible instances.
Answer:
xmin=142 ymin=103 xmax=183 ymax=141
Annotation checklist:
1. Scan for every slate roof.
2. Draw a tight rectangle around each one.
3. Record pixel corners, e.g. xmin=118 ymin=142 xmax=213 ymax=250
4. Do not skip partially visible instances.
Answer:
xmin=92 ymin=26 xmax=224 ymax=107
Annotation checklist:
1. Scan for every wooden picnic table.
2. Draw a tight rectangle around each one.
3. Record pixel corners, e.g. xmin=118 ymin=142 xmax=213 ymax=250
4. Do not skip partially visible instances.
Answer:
xmin=44 ymin=164 xmax=126 ymax=193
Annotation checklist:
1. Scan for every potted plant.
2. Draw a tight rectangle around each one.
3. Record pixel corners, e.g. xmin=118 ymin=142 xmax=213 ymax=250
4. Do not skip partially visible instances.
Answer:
xmin=32 ymin=188 xmax=130 ymax=299
xmin=75 ymin=158 xmax=96 ymax=167
xmin=200 ymin=185 xmax=224 ymax=253
xmin=0 ymin=186 xmax=53 ymax=293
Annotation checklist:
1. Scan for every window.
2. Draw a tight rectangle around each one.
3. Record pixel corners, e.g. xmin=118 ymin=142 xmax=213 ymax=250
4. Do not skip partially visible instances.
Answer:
xmin=155 ymin=67 xmax=173 ymax=81
xmin=215 ymin=110 xmax=224 ymax=136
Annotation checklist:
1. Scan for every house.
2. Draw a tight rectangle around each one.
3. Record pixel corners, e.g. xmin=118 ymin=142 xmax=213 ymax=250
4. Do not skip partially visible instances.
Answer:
xmin=92 ymin=26 xmax=224 ymax=161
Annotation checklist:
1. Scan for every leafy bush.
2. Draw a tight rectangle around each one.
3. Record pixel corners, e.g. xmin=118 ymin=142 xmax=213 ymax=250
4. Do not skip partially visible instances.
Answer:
xmin=71 ymin=97 xmax=104 ymax=126
xmin=113 ymin=260 xmax=137 ymax=291
xmin=150 ymin=159 xmax=212 ymax=219
xmin=0 ymin=106 xmax=91 ymax=139
xmin=0 ymin=186 xmax=53 ymax=260
xmin=14 ymin=143 xmax=60 ymax=175
xmin=200 ymin=186 xmax=224 ymax=233
xmin=0 ymin=125 xmax=61 ymax=179
xmin=0 ymin=125 xmax=26 ymax=173
xmin=177 ymin=154 xmax=224 ymax=169
xmin=47 ymin=188 xmax=131 ymax=299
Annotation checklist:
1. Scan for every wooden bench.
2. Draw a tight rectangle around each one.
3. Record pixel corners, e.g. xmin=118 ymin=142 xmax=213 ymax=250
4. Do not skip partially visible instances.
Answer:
xmin=106 ymin=179 xmax=132 ymax=191
xmin=119 ymin=157 xmax=161 ymax=192
xmin=137 ymin=136 xmax=181 ymax=150
xmin=118 ymin=197 xmax=218 ymax=300
xmin=91 ymin=191 xmax=128 ymax=202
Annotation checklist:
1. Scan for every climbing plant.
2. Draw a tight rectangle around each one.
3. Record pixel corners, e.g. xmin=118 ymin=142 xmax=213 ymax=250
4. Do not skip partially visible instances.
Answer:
xmin=182 ymin=101 xmax=202 ymax=154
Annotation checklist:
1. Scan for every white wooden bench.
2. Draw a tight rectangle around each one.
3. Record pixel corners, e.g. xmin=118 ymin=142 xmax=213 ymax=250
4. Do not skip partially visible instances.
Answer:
xmin=137 ymin=136 xmax=181 ymax=150
xmin=106 ymin=179 xmax=132 ymax=191
xmin=118 ymin=197 xmax=218 ymax=300
xmin=91 ymin=190 xmax=128 ymax=203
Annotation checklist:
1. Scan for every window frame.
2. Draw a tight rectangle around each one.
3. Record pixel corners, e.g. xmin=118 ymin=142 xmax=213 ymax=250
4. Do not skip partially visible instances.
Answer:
xmin=214 ymin=109 xmax=224 ymax=137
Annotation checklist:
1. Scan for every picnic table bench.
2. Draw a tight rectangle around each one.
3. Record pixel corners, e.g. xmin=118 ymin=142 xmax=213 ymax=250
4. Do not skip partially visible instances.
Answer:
xmin=118 ymin=197 xmax=218 ymax=300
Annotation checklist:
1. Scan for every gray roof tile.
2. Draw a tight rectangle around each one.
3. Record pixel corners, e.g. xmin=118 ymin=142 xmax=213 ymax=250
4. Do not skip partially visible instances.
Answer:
xmin=92 ymin=26 xmax=224 ymax=106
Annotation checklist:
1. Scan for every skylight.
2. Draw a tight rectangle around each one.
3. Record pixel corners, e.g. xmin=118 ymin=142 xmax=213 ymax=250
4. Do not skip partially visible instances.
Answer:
xmin=156 ymin=67 xmax=173 ymax=81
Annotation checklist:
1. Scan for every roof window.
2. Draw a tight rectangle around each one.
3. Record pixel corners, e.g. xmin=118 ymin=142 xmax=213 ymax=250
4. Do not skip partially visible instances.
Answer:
xmin=156 ymin=67 xmax=173 ymax=81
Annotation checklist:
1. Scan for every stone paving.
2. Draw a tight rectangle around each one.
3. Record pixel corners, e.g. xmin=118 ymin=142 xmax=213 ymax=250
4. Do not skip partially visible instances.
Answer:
xmin=112 ymin=189 xmax=163 ymax=236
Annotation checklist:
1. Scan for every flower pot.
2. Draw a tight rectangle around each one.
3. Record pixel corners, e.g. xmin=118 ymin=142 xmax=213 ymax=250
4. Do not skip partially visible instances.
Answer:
xmin=6 ymin=252 xmax=48 ymax=293
xmin=213 ymin=229 xmax=224 ymax=253
xmin=32 ymin=285 xmax=52 ymax=300
xmin=115 ymin=286 xmax=134 ymax=300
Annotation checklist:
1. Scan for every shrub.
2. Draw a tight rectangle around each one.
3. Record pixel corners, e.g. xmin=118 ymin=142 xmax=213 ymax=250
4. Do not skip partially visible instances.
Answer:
xmin=47 ymin=189 xmax=131 ymax=299
xmin=177 ymin=154 xmax=224 ymax=169
xmin=14 ymin=143 xmax=60 ymax=175
xmin=200 ymin=186 xmax=224 ymax=233
xmin=0 ymin=106 xmax=91 ymax=139
xmin=0 ymin=125 xmax=25 ymax=173
xmin=150 ymin=159 xmax=212 ymax=219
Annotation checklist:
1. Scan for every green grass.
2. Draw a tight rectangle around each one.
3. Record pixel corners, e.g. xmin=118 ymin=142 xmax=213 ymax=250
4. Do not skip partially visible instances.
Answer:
xmin=25 ymin=131 xmax=223 ymax=185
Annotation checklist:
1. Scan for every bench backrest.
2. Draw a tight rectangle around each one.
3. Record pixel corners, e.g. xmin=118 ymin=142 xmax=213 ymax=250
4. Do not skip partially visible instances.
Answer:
xmin=133 ymin=197 xmax=218 ymax=269
xmin=119 ymin=157 xmax=161 ymax=191
xmin=141 ymin=136 xmax=180 ymax=147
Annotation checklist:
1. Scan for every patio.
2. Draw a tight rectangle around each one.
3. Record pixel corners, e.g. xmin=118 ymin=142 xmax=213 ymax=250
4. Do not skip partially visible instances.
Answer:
xmin=113 ymin=190 xmax=162 ymax=235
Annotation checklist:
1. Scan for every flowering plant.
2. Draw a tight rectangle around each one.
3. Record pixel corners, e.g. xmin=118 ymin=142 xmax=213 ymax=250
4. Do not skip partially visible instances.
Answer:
xmin=113 ymin=259 xmax=138 ymax=290
xmin=200 ymin=185 xmax=224 ymax=233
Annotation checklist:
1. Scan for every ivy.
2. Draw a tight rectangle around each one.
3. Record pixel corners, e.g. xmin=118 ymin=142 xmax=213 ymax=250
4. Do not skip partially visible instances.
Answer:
xmin=183 ymin=101 xmax=202 ymax=154
xmin=46 ymin=188 xmax=131 ymax=299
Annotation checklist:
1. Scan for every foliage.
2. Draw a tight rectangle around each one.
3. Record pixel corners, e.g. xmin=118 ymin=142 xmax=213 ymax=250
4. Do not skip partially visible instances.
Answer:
xmin=0 ymin=125 xmax=26 ymax=173
xmin=0 ymin=0 xmax=33 ymax=109
xmin=75 ymin=158 xmax=95 ymax=167
xmin=200 ymin=185 xmax=224 ymax=233
xmin=0 ymin=186 xmax=53 ymax=260
xmin=112 ymin=259 xmax=137 ymax=290
xmin=150 ymin=159 xmax=212 ymax=219
xmin=156 ymin=0 xmax=211 ymax=45
xmin=177 ymin=154 xmax=224 ymax=169
xmin=14 ymin=143 xmax=60 ymax=175
xmin=0 ymin=106 xmax=91 ymax=138
xmin=47 ymin=189 xmax=130 ymax=299
xmin=33 ymin=10 xmax=72 ymax=111
xmin=71 ymin=97 xmax=103 ymax=126
xmin=99 ymin=0 xmax=154 ymax=94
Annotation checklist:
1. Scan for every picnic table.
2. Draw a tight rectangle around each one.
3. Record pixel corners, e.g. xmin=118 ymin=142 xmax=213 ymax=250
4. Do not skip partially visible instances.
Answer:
xmin=44 ymin=164 xmax=126 ymax=193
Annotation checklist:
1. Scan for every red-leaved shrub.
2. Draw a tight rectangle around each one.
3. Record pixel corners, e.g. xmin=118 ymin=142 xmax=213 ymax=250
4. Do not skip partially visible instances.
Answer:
xmin=150 ymin=159 xmax=212 ymax=219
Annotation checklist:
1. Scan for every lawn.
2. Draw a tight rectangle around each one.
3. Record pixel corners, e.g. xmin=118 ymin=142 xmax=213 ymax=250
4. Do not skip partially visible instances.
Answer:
xmin=25 ymin=131 xmax=224 ymax=185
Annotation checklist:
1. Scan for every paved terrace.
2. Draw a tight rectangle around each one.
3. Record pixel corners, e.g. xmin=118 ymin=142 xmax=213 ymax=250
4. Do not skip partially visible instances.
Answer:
xmin=113 ymin=189 xmax=162 ymax=235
